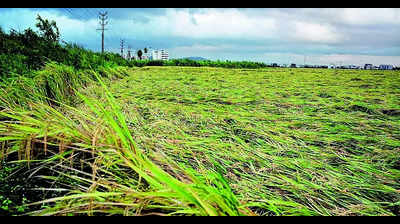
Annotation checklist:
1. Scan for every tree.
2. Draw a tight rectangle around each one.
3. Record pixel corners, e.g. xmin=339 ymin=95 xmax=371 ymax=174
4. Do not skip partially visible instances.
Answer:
xmin=144 ymin=48 xmax=148 ymax=54
xmin=137 ymin=50 xmax=143 ymax=60
xmin=35 ymin=14 xmax=60 ymax=43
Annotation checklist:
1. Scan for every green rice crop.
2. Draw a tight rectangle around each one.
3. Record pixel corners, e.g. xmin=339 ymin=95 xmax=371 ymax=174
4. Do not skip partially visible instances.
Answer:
xmin=1 ymin=65 xmax=399 ymax=216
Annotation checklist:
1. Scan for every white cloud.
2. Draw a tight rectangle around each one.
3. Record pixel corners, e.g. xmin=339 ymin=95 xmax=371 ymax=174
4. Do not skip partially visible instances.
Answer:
xmin=122 ymin=8 xmax=278 ymax=40
xmin=339 ymin=8 xmax=400 ymax=25
xmin=292 ymin=21 xmax=344 ymax=44
xmin=168 ymin=9 xmax=277 ymax=39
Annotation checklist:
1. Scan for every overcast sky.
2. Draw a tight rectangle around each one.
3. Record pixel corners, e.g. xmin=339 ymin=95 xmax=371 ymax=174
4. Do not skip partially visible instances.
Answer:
xmin=1 ymin=8 xmax=399 ymax=66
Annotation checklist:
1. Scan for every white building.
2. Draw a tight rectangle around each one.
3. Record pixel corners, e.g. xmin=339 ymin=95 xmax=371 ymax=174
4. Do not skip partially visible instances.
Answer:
xmin=379 ymin=64 xmax=394 ymax=70
xmin=364 ymin=64 xmax=373 ymax=70
xmin=152 ymin=49 xmax=169 ymax=60
xmin=141 ymin=50 xmax=151 ymax=60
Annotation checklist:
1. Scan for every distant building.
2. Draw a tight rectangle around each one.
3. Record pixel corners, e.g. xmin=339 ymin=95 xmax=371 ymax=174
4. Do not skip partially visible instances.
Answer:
xmin=152 ymin=49 xmax=169 ymax=60
xmin=364 ymin=64 xmax=373 ymax=70
xmin=290 ymin=63 xmax=297 ymax=68
xmin=379 ymin=64 xmax=394 ymax=70
xmin=142 ymin=50 xmax=151 ymax=60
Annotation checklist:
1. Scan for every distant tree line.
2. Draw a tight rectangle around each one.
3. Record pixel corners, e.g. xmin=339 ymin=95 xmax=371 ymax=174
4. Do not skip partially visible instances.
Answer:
xmin=0 ymin=15 xmax=128 ymax=79
xmin=128 ymin=58 xmax=270 ymax=69
xmin=0 ymin=15 xmax=288 ymax=80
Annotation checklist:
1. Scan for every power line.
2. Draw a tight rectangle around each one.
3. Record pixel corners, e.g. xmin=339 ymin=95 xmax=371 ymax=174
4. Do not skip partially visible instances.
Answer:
xmin=62 ymin=8 xmax=104 ymax=50
xmin=65 ymin=8 xmax=86 ymax=21
xmin=62 ymin=8 xmax=124 ymax=54
xmin=74 ymin=8 xmax=111 ymax=53
xmin=61 ymin=8 xmax=94 ymax=47
xmin=83 ymin=8 xmax=97 ymax=19
xmin=87 ymin=8 xmax=120 ymax=53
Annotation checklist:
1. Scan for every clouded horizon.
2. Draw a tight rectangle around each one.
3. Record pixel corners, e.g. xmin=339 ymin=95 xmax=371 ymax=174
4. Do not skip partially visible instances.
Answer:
xmin=1 ymin=8 xmax=399 ymax=66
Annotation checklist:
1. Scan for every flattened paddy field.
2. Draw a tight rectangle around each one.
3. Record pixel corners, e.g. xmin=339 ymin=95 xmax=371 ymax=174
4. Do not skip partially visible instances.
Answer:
xmin=80 ymin=66 xmax=400 ymax=215
xmin=1 ymin=66 xmax=400 ymax=216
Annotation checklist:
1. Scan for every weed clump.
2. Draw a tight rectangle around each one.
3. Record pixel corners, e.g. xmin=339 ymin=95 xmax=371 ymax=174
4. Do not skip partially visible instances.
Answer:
xmin=381 ymin=109 xmax=400 ymax=117
xmin=348 ymin=104 xmax=375 ymax=114
xmin=318 ymin=92 xmax=332 ymax=98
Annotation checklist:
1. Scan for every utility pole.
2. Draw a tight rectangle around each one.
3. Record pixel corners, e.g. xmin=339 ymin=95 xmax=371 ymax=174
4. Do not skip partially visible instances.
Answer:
xmin=127 ymin=45 xmax=131 ymax=60
xmin=120 ymin=39 xmax=124 ymax=58
xmin=97 ymin=11 xmax=108 ymax=54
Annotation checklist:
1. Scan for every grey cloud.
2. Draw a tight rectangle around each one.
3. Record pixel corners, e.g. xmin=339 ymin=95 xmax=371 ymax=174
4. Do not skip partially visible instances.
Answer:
xmin=0 ymin=8 xmax=399 ymax=65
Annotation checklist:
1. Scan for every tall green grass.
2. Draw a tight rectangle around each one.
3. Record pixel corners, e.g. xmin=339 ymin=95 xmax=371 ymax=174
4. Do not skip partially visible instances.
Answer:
xmin=0 ymin=62 xmax=131 ymax=109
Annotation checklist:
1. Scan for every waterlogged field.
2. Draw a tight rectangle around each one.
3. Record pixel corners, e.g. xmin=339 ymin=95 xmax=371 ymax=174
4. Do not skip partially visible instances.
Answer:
xmin=1 ymin=66 xmax=400 ymax=216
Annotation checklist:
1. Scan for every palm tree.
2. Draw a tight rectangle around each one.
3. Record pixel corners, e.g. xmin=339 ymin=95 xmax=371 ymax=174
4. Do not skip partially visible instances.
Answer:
xmin=137 ymin=50 xmax=143 ymax=60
